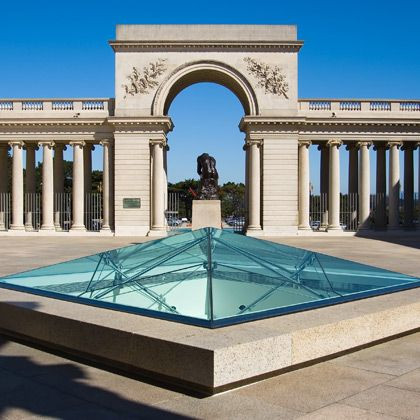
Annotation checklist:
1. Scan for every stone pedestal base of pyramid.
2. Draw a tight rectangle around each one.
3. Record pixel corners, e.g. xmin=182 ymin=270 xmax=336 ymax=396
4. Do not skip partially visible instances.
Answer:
xmin=191 ymin=200 xmax=221 ymax=230
xmin=1 ymin=286 xmax=420 ymax=396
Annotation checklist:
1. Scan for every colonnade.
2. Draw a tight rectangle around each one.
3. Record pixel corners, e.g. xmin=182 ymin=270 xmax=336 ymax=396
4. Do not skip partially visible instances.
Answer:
xmin=298 ymin=140 xmax=419 ymax=231
xmin=0 ymin=140 xmax=113 ymax=232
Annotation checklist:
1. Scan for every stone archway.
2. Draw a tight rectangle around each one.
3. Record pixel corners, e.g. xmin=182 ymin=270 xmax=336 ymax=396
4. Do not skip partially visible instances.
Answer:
xmin=152 ymin=60 xmax=258 ymax=234
xmin=109 ymin=25 xmax=303 ymax=236
xmin=152 ymin=60 xmax=259 ymax=117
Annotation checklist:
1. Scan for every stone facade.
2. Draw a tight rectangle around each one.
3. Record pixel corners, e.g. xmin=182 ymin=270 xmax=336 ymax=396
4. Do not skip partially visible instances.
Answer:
xmin=0 ymin=25 xmax=420 ymax=236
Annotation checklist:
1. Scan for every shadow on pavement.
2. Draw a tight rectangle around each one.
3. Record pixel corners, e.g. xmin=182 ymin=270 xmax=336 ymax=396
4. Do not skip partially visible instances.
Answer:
xmin=355 ymin=231 xmax=420 ymax=250
xmin=0 ymin=335 xmax=192 ymax=419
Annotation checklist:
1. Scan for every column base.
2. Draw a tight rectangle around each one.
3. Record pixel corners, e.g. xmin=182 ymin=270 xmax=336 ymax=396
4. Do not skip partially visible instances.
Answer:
xmin=101 ymin=225 xmax=111 ymax=231
xmin=327 ymin=225 xmax=342 ymax=231
xmin=298 ymin=225 xmax=311 ymax=231
xmin=10 ymin=224 xmax=25 ymax=231
xmin=147 ymin=228 xmax=167 ymax=237
xmin=70 ymin=225 xmax=86 ymax=232
xmin=245 ymin=226 xmax=263 ymax=237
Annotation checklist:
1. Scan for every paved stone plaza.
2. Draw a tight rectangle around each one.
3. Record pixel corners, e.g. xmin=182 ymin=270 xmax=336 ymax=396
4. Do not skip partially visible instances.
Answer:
xmin=0 ymin=235 xmax=419 ymax=419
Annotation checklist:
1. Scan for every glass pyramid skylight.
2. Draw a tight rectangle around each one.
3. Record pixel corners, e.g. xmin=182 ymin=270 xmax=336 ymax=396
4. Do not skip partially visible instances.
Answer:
xmin=1 ymin=228 xmax=419 ymax=328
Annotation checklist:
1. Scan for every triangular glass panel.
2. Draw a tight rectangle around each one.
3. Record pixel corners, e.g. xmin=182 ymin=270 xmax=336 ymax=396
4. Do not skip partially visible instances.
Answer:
xmin=0 ymin=228 xmax=419 ymax=328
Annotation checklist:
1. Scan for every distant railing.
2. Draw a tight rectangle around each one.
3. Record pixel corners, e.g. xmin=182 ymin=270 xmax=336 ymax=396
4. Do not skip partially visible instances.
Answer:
xmin=0 ymin=193 xmax=11 ymax=231
xmin=300 ymin=99 xmax=420 ymax=113
xmin=0 ymin=98 xmax=114 ymax=115
xmin=310 ymin=193 xmax=359 ymax=231
xmin=24 ymin=193 xmax=41 ymax=231
xmin=54 ymin=192 xmax=72 ymax=231
xmin=85 ymin=193 xmax=103 ymax=232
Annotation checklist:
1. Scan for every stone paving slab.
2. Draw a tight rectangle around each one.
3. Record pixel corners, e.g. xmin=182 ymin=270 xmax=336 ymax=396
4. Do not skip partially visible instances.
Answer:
xmin=296 ymin=403 xmax=399 ymax=420
xmin=234 ymin=361 xmax=393 ymax=413
xmin=1 ymin=330 xmax=420 ymax=419
xmin=342 ymin=384 xmax=420 ymax=419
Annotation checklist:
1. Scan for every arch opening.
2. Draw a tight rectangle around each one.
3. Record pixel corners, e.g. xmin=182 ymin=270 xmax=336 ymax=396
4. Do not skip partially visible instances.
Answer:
xmin=153 ymin=61 xmax=258 ymax=117
xmin=165 ymin=82 xmax=247 ymax=229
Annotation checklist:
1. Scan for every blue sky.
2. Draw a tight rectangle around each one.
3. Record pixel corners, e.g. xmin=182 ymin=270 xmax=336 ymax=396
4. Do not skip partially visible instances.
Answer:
xmin=1 ymin=0 xmax=419 ymax=192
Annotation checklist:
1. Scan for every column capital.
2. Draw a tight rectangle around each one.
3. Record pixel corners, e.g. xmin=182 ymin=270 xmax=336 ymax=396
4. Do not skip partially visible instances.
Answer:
xmin=245 ymin=139 xmax=263 ymax=148
xmin=387 ymin=141 xmax=402 ymax=149
xmin=150 ymin=138 xmax=167 ymax=147
xmin=69 ymin=140 xmax=86 ymax=148
xmin=100 ymin=139 xmax=114 ymax=147
xmin=8 ymin=140 xmax=25 ymax=148
xmin=298 ymin=140 xmax=311 ymax=148
xmin=356 ymin=141 xmax=372 ymax=149
xmin=326 ymin=139 xmax=342 ymax=148
xmin=38 ymin=141 xmax=55 ymax=149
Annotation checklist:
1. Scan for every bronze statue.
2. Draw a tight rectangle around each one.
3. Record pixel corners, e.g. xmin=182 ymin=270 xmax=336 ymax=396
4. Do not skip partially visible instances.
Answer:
xmin=197 ymin=153 xmax=219 ymax=200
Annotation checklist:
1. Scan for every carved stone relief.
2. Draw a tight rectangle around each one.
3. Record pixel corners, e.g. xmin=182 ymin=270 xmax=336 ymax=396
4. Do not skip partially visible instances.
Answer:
xmin=244 ymin=57 xmax=289 ymax=99
xmin=123 ymin=59 xmax=167 ymax=98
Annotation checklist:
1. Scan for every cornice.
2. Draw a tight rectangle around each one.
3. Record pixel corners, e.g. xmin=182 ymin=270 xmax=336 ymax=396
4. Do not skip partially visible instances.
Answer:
xmin=109 ymin=40 xmax=303 ymax=53
xmin=108 ymin=117 xmax=173 ymax=133
xmin=240 ymin=116 xmax=420 ymax=133
xmin=0 ymin=118 xmax=109 ymax=127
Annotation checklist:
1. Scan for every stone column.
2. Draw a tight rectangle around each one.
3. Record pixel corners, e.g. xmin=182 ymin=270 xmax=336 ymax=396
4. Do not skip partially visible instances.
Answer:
xmin=149 ymin=138 xmax=166 ymax=235
xmin=9 ymin=141 xmax=25 ymax=230
xmin=298 ymin=140 xmax=311 ymax=230
xmin=109 ymin=143 xmax=115 ymax=230
xmin=244 ymin=144 xmax=249 ymax=225
xmin=0 ymin=144 xmax=8 ymax=194
xmin=0 ymin=144 xmax=9 ymax=230
xmin=319 ymin=143 xmax=329 ymax=229
xmin=403 ymin=143 xmax=415 ymax=227
xmin=53 ymin=144 xmax=66 ymax=230
xmin=70 ymin=141 xmax=86 ymax=231
xmin=25 ymin=144 xmax=37 ymax=194
xmin=247 ymin=139 xmax=262 ymax=232
xmin=388 ymin=141 xmax=402 ymax=229
xmin=84 ymin=143 xmax=93 ymax=194
xmin=39 ymin=141 xmax=55 ymax=230
xmin=163 ymin=144 xmax=169 ymax=217
xmin=100 ymin=140 xmax=111 ymax=231
xmin=357 ymin=141 xmax=371 ymax=229
xmin=374 ymin=143 xmax=387 ymax=229
xmin=327 ymin=139 xmax=342 ymax=230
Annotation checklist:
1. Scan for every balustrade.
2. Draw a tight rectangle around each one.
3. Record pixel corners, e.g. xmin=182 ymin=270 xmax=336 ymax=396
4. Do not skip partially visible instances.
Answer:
xmin=400 ymin=102 xmax=420 ymax=111
xmin=52 ymin=101 xmax=74 ymax=110
xmin=0 ymin=101 xmax=13 ymax=111
xmin=300 ymin=99 xmax=420 ymax=114
xmin=340 ymin=101 xmax=361 ymax=111
xmin=309 ymin=101 xmax=331 ymax=110
xmin=0 ymin=99 xmax=111 ymax=115
xmin=82 ymin=100 xmax=105 ymax=110
xmin=22 ymin=101 xmax=43 ymax=111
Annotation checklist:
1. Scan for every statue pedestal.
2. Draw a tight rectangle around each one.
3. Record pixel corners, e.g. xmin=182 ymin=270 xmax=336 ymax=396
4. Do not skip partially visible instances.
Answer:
xmin=191 ymin=200 xmax=222 ymax=231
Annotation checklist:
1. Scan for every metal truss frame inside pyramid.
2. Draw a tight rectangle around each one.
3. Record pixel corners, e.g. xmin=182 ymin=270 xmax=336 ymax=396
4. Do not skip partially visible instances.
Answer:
xmin=1 ymin=228 xmax=419 ymax=328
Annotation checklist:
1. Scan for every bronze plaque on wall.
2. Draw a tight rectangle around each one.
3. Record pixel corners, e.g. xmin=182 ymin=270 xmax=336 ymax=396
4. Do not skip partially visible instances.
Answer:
xmin=123 ymin=198 xmax=141 ymax=209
